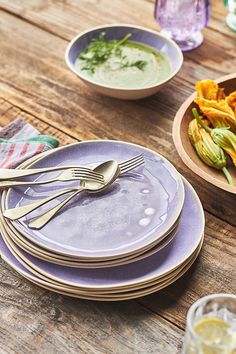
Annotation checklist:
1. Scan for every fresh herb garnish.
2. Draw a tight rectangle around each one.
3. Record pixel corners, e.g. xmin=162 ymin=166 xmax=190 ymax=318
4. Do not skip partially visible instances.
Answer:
xmin=79 ymin=32 xmax=147 ymax=73
xmin=121 ymin=60 xmax=147 ymax=71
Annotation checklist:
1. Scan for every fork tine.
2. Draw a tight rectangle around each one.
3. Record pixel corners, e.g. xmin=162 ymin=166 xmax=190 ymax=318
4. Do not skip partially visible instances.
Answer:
xmin=79 ymin=176 xmax=104 ymax=182
xmin=75 ymin=176 xmax=104 ymax=183
xmin=118 ymin=154 xmax=143 ymax=168
xmin=120 ymin=161 xmax=144 ymax=174
xmin=69 ymin=168 xmax=102 ymax=177
xmin=72 ymin=173 xmax=104 ymax=182
xmin=120 ymin=156 xmax=144 ymax=170
xmin=69 ymin=155 xmax=144 ymax=181
xmin=120 ymin=159 xmax=144 ymax=174
xmin=72 ymin=170 xmax=103 ymax=177
xmin=72 ymin=172 xmax=103 ymax=177
xmin=71 ymin=169 xmax=104 ymax=178
xmin=72 ymin=155 xmax=143 ymax=176
xmin=70 ymin=175 xmax=104 ymax=183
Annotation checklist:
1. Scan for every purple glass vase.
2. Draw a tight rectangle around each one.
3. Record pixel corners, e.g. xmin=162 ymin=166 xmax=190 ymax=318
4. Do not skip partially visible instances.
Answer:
xmin=154 ymin=0 xmax=210 ymax=51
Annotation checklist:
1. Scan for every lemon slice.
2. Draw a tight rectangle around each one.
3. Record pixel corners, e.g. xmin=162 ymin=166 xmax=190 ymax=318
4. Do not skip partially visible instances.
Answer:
xmin=194 ymin=317 xmax=235 ymax=354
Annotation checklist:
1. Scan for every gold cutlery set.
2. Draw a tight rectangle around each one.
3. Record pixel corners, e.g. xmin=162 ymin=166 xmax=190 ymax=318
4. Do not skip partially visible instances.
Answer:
xmin=0 ymin=141 xmax=204 ymax=300
xmin=1 ymin=154 xmax=144 ymax=229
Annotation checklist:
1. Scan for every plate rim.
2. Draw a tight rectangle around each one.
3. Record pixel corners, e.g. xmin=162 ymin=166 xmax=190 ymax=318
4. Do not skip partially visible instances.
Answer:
xmin=0 ymin=234 xmax=203 ymax=300
xmin=2 ymin=230 xmax=193 ymax=291
xmin=4 ymin=140 xmax=185 ymax=259
xmin=0 ymin=215 xmax=179 ymax=268
xmin=1 ymin=176 xmax=205 ymax=290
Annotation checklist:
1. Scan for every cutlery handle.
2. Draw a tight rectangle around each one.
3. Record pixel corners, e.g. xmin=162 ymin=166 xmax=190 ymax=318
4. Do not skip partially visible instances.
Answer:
xmin=0 ymin=178 xmax=57 ymax=188
xmin=3 ymin=187 xmax=79 ymax=220
xmin=28 ymin=188 xmax=83 ymax=230
xmin=0 ymin=165 xmax=88 ymax=180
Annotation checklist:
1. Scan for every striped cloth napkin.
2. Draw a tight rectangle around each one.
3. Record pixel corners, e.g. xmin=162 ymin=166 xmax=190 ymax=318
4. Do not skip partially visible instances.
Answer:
xmin=0 ymin=118 xmax=59 ymax=169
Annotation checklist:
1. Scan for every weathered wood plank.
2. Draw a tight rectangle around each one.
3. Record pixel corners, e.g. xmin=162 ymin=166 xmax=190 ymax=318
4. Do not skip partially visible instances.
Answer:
xmin=0 ymin=2 xmax=235 ymax=352
xmin=0 ymin=99 xmax=77 ymax=145
xmin=0 ymin=0 xmax=234 ymax=41
xmin=0 ymin=258 xmax=183 ymax=354
xmin=0 ymin=9 xmax=235 ymax=226
xmin=0 ymin=101 xmax=235 ymax=335
xmin=137 ymin=211 xmax=236 ymax=329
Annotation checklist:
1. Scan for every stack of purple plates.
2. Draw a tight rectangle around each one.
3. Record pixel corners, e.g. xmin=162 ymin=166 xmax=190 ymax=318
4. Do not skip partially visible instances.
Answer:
xmin=0 ymin=141 xmax=205 ymax=300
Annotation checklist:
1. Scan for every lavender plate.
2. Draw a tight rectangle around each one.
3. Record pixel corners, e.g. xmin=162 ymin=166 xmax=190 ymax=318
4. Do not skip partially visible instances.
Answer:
xmin=1 ymin=178 xmax=204 ymax=290
xmin=0 ymin=234 xmax=202 ymax=301
xmin=5 ymin=141 xmax=185 ymax=260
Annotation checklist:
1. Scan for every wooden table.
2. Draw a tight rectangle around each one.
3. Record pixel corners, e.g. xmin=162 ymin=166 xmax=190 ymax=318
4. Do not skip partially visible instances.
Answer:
xmin=0 ymin=1 xmax=235 ymax=353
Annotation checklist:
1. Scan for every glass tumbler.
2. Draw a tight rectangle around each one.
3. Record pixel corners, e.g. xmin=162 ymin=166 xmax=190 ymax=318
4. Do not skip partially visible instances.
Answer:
xmin=154 ymin=0 xmax=210 ymax=51
xmin=225 ymin=0 xmax=236 ymax=32
xmin=182 ymin=294 xmax=236 ymax=354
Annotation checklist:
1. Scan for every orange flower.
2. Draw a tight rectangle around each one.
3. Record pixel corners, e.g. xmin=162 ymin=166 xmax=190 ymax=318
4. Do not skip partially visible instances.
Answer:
xmin=226 ymin=91 xmax=236 ymax=116
xmin=194 ymin=97 xmax=236 ymax=132
xmin=195 ymin=80 xmax=225 ymax=101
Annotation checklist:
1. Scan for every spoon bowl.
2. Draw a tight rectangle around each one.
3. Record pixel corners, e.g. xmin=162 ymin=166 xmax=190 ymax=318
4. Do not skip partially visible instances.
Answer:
xmin=28 ymin=160 xmax=120 ymax=229
xmin=82 ymin=160 xmax=120 ymax=192
xmin=3 ymin=160 xmax=120 ymax=224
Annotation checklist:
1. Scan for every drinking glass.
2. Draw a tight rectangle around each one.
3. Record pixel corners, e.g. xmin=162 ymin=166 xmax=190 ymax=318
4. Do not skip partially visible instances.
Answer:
xmin=182 ymin=294 xmax=236 ymax=354
xmin=225 ymin=0 xmax=236 ymax=31
xmin=154 ymin=0 xmax=210 ymax=51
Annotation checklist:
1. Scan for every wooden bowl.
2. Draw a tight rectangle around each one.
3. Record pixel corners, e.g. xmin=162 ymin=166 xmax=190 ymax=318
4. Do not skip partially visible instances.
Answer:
xmin=173 ymin=73 xmax=236 ymax=194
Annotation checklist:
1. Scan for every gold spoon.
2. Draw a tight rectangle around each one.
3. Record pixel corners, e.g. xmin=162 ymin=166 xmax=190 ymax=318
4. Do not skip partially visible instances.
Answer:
xmin=5 ymin=160 xmax=120 ymax=229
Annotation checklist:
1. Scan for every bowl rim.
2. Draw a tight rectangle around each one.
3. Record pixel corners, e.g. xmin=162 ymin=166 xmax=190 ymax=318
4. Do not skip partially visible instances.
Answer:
xmin=64 ymin=23 xmax=183 ymax=91
xmin=172 ymin=72 xmax=236 ymax=194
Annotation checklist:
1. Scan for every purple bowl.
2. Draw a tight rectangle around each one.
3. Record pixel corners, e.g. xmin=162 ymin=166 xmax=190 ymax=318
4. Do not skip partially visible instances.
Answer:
xmin=65 ymin=24 xmax=183 ymax=99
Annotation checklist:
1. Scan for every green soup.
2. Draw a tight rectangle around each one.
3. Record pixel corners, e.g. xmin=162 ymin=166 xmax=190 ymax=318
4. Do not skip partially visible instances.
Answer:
xmin=75 ymin=41 xmax=172 ymax=89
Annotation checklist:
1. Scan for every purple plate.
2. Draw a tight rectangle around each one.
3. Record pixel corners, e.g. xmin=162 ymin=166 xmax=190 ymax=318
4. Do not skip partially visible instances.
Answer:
xmin=6 ymin=141 xmax=185 ymax=259
xmin=1 ymin=178 xmax=204 ymax=289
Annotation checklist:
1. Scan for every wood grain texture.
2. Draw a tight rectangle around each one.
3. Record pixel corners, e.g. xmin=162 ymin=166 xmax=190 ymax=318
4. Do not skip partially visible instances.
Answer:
xmin=0 ymin=99 xmax=77 ymax=145
xmin=0 ymin=1 xmax=235 ymax=353
xmin=0 ymin=8 xmax=235 ymax=225
xmin=0 ymin=0 xmax=234 ymax=41
xmin=137 ymin=211 xmax=236 ymax=328
xmin=0 ymin=259 xmax=183 ymax=354
xmin=0 ymin=101 xmax=185 ymax=354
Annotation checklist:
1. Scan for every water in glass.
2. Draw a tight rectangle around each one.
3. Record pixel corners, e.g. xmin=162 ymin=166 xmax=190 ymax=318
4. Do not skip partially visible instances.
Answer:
xmin=182 ymin=294 xmax=236 ymax=354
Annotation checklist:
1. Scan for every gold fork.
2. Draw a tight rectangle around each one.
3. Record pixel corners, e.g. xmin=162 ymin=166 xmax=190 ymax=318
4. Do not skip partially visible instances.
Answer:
xmin=0 ymin=165 xmax=102 ymax=180
xmin=3 ymin=154 xmax=144 ymax=222
xmin=0 ymin=168 xmax=104 ymax=188
xmin=27 ymin=155 xmax=145 ymax=229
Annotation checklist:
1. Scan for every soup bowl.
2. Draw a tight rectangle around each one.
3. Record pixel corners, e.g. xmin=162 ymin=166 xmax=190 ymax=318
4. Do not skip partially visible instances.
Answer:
xmin=65 ymin=24 xmax=183 ymax=100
